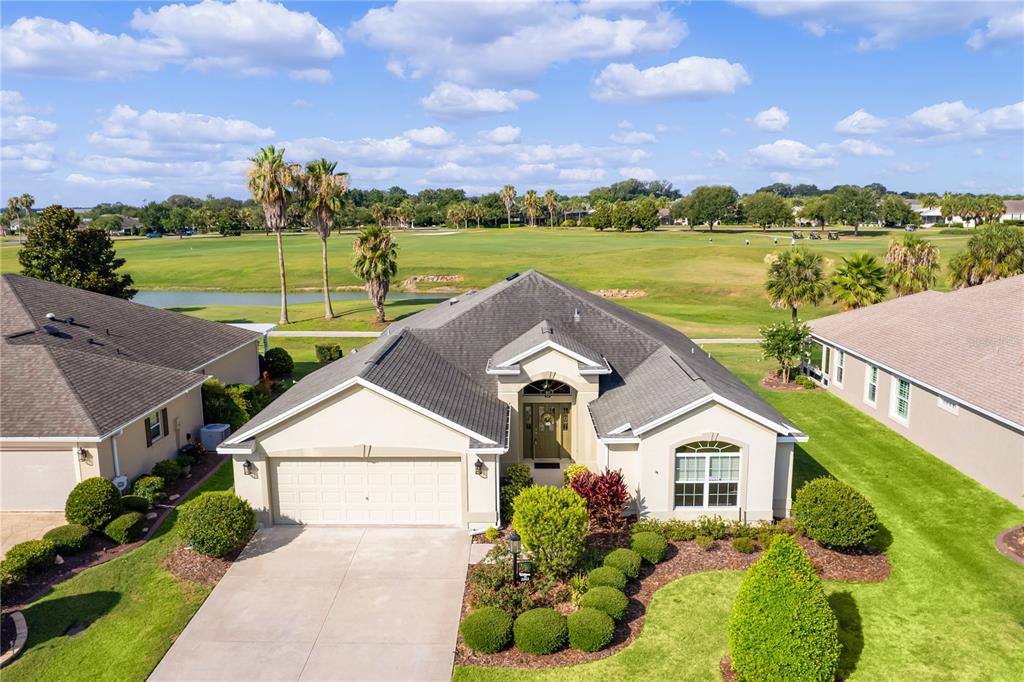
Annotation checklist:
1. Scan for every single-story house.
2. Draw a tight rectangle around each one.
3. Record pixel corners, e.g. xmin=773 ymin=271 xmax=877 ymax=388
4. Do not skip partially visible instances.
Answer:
xmin=1001 ymin=199 xmax=1024 ymax=222
xmin=807 ymin=275 xmax=1023 ymax=508
xmin=0 ymin=274 xmax=261 ymax=511
xmin=222 ymin=270 xmax=806 ymax=530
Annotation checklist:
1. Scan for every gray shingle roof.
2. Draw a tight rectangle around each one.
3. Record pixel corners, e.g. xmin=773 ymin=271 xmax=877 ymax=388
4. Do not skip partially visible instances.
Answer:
xmin=490 ymin=319 xmax=604 ymax=368
xmin=1 ymin=274 xmax=260 ymax=439
xmin=810 ymin=275 xmax=1024 ymax=427
xmin=230 ymin=270 xmax=800 ymax=446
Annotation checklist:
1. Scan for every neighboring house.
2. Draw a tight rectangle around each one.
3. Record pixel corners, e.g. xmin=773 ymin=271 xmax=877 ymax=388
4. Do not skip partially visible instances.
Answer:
xmin=657 ymin=207 xmax=673 ymax=225
xmin=222 ymin=270 xmax=806 ymax=529
xmin=0 ymin=274 xmax=261 ymax=511
xmin=1001 ymin=199 xmax=1024 ymax=222
xmin=807 ymin=276 xmax=1024 ymax=508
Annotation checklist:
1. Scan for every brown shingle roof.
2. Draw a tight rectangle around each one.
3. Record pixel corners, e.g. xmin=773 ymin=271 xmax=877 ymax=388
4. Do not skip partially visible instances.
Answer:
xmin=810 ymin=276 xmax=1024 ymax=427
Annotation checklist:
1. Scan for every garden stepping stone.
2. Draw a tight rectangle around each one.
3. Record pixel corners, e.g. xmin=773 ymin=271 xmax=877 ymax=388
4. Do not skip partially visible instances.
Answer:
xmin=168 ymin=494 xmax=180 ymax=501
xmin=146 ymin=512 xmax=158 ymax=519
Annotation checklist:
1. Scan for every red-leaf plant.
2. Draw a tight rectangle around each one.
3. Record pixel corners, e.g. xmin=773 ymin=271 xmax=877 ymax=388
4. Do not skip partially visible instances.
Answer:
xmin=569 ymin=468 xmax=630 ymax=531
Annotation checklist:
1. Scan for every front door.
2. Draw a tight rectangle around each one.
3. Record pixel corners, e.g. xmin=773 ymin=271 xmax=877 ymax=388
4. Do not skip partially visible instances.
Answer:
xmin=526 ymin=403 xmax=571 ymax=459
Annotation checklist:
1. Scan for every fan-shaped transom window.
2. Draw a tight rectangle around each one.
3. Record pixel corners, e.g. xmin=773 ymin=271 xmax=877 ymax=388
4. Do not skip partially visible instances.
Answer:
xmin=674 ymin=440 xmax=741 ymax=508
xmin=523 ymin=379 xmax=571 ymax=396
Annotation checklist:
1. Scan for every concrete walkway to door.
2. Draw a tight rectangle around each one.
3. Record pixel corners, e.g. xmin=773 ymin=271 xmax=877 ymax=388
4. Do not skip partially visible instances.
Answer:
xmin=151 ymin=526 xmax=470 ymax=681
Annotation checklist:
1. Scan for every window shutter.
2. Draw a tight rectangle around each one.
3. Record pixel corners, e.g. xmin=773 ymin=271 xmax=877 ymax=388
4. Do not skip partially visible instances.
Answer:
xmin=161 ymin=408 xmax=169 ymax=436
xmin=145 ymin=418 xmax=153 ymax=447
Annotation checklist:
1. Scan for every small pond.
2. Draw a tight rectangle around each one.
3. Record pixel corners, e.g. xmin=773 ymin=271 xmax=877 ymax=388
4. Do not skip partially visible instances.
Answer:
xmin=134 ymin=290 xmax=447 ymax=308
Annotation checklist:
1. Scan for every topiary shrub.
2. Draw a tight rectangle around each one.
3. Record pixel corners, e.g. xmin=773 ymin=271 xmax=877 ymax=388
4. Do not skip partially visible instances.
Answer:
xmin=152 ymin=459 xmax=182 ymax=487
xmin=105 ymin=511 xmax=145 ymax=544
xmin=587 ymin=566 xmax=626 ymax=591
xmin=264 ymin=347 xmax=294 ymax=378
xmin=631 ymin=531 xmax=667 ymax=564
xmin=121 ymin=494 xmax=150 ymax=512
xmin=732 ymin=536 xmax=757 ymax=554
xmin=602 ymin=548 xmax=641 ymax=579
xmin=568 ymin=606 xmax=615 ymax=652
xmin=792 ymin=477 xmax=879 ymax=549
xmin=513 ymin=608 xmax=567 ymax=655
xmin=65 ymin=477 xmax=123 ymax=530
xmin=460 ymin=607 xmax=513 ymax=653
xmin=729 ymin=535 xmax=840 ymax=682
xmin=315 ymin=343 xmax=343 ymax=364
xmin=178 ymin=492 xmax=256 ymax=557
xmin=511 ymin=485 xmax=588 ymax=577
xmin=500 ymin=463 xmax=533 ymax=524
xmin=43 ymin=524 xmax=91 ymax=554
xmin=563 ymin=463 xmax=589 ymax=485
xmin=132 ymin=475 xmax=166 ymax=506
xmin=579 ymin=586 xmax=629 ymax=621
xmin=0 ymin=539 xmax=57 ymax=585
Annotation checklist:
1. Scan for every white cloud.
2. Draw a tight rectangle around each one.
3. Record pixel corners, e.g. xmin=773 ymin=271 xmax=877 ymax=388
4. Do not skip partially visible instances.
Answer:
xmin=288 ymin=68 xmax=332 ymax=83
xmin=560 ymin=168 xmax=607 ymax=182
xmin=748 ymin=139 xmax=836 ymax=170
xmin=611 ymin=131 xmax=657 ymax=144
xmin=1 ymin=142 xmax=54 ymax=172
xmin=654 ymin=123 xmax=670 ymax=133
xmin=901 ymin=100 xmax=1024 ymax=141
xmin=834 ymin=109 xmax=887 ymax=135
xmin=65 ymin=173 xmax=154 ymax=189
xmin=968 ymin=9 xmax=1024 ymax=49
xmin=619 ymin=166 xmax=658 ymax=181
xmin=749 ymin=106 xmax=789 ymax=132
xmin=1 ymin=90 xmax=43 ymax=114
xmin=591 ymin=56 xmax=750 ymax=102
xmin=403 ymin=126 xmax=455 ymax=146
xmin=479 ymin=126 xmax=522 ymax=145
xmin=618 ymin=119 xmax=634 ymax=129
xmin=1 ymin=115 xmax=59 ymax=142
xmin=720 ymin=127 xmax=736 ymax=137
xmin=420 ymin=82 xmax=538 ymax=117
xmin=350 ymin=0 xmax=686 ymax=85
xmin=694 ymin=149 xmax=730 ymax=165
xmin=837 ymin=139 xmax=893 ymax=156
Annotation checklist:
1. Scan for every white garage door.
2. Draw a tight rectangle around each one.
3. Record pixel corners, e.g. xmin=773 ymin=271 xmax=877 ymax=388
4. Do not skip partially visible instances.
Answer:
xmin=272 ymin=458 xmax=461 ymax=525
xmin=1 ymin=449 xmax=78 ymax=511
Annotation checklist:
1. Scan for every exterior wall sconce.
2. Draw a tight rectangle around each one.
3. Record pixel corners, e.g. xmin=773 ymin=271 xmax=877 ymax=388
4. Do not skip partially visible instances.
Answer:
xmin=77 ymin=447 xmax=89 ymax=462
xmin=242 ymin=460 xmax=254 ymax=477
xmin=474 ymin=458 xmax=485 ymax=476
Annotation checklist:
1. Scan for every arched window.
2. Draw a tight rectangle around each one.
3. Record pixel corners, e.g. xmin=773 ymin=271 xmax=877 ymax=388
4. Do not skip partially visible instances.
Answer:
xmin=523 ymin=379 xmax=571 ymax=396
xmin=674 ymin=440 xmax=740 ymax=509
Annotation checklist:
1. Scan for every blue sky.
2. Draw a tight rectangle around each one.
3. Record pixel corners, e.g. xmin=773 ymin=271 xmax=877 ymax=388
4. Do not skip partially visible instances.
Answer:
xmin=2 ymin=0 xmax=1022 ymax=206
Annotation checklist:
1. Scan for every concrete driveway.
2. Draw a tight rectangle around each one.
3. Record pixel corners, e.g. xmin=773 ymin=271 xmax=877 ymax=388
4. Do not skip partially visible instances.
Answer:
xmin=1 ymin=512 xmax=65 ymax=558
xmin=151 ymin=526 xmax=470 ymax=681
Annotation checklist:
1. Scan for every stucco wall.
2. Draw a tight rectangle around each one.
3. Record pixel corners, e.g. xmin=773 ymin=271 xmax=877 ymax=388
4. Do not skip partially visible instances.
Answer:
xmin=111 ymin=387 xmax=205 ymax=485
xmin=822 ymin=345 xmax=1024 ymax=508
xmin=199 ymin=342 xmax=260 ymax=386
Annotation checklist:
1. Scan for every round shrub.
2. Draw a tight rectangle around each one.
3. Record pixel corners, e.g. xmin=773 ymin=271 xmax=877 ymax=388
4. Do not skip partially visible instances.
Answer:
xmin=729 ymin=535 xmax=840 ymax=681
xmin=132 ymin=475 xmax=166 ymax=505
xmin=179 ymin=492 xmax=255 ymax=557
xmin=65 ymin=477 xmax=123 ymax=530
xmin=513 ymin=608 xmax=567 ymax=655
xmin=568 ymin=607 xmax=615 ymax=652
xmin=587 ymin=566 xmax=626 ymax=591
xmin=264 ymin=347 xmax=294 ymax=378
xmin=460 ymin=607 xmax=513 ymax=653
xmin=602 ymin=548 xmax=641 ymax=579
xmin=579 ymin=586 xmax=629 ymax=621
xmin=105 ymin=511 xmax=145 ymax=544
xmin=43 ymin=524 xmax=91 ymax=554
xmin=0 ymin=539 xmax=56 ymax=585
xmin=151 ymin=459 xmax=182 ymax=486
xmin=484 ymin=526 xmax=500 ymax=542
xmin=792 ymin=477 xmax=879 ymax=548
xmin=732 ymin=536 xmax=757 ymax=554
xmin=631 ymin=531 xmax=667 ymax=564
xmin=563 ymin=463 xmax=589 ymax=485
xmin=121 ymin=494 xmax=150 ymax=512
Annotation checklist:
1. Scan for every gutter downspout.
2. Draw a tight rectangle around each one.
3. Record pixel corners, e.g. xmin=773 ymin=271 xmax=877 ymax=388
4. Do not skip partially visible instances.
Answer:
xmin=111 ymin=430 xmax=123 ymax=477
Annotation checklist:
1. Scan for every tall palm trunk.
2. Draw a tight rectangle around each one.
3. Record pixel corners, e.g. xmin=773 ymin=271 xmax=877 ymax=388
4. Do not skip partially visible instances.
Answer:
xmin=321 ymin=236 xmax=334 ymax=320
xmin=275 ymin=230 xmax=289 ymax=324
xmin=791 ymin=305 xmax=798 ymax=322
xmin=506 ymin=208 xmax=511 ymax=228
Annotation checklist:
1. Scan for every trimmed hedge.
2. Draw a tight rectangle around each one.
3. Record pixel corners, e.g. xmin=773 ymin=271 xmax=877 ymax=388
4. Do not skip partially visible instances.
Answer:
xmin=0 ymin=539 xmax=56 ymax=585
xmin=152 ymin=459 xmax=182 ymax=487
xmin=729 ymin=535 xmax=840 ymax=682
xmin=264 ymin=347 xmax=294 ymax=378
xmin=513 ymin=608 xmax=567 ymax=655
xmin=121 ymin=494 xmax=150 ymax=512
xmin=579 ymin=586 xmax=629 ymax=621
xmin=43 ymin=524 xmax=91 ymax=554
xmin=587 ymin=565 xmax=626 ymax=591
xmin=631 ymin=531 xmax=667 ymax=564
xmin=315 ymin=343 xmax=343 ymax=364
xmin=65 ymin=477 xmax=123 ymax=530
xmin=132 ymin=475 xmax=166 ymax=505
xmin=179 ymin=492 xmax=255 ymax=557
xmin=105 ymin=511 xmax=145 ymax=544
xmin=568 ymin=607 xmax=615 ymax=652
xmin=460 ymin=607 xmax=513 ymax=653
xmin=602 ymin=548 xmax=641 ymax=579
xmin=792 ymin=477 xmax=879 ymax=548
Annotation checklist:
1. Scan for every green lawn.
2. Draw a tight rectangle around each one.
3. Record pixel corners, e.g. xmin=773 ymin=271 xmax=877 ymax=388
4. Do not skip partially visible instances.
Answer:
xmin=0 ymin=228 xmax=973 ymax=338
xmin=267 ymin=336 xmax=374 ymax=380
xmin=2 ymin=461 xmax=234 ymax=682
xmin=455 ymin=346 xmax=1024 ymax=682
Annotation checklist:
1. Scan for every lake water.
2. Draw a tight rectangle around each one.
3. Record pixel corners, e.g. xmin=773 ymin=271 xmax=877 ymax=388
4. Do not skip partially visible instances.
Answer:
xmin=135 ymin=290 xmax=447 ymax=308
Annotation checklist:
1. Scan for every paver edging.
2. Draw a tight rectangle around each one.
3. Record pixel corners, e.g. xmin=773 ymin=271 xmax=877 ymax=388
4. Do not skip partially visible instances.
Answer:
xmin=0 ymin=612 xmax=28 ymax=668
xmin=995 ymin=525 xmax=1024 ymax=566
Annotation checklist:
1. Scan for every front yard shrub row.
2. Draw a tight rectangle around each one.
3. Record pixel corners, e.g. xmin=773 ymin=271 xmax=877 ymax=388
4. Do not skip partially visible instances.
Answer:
xmin=151 ymin=459 xmax=182 ymax=487
xmin=602 ymin=548 xmax=641 ymax=579
xmin=499 ymin=463 xmax=532 ymax=524
xmin=0 ymin=539 xmax=56 ymax=586
xmin=729 ymin=535 xmax=840 ymax=682
xmin=792 ymin=477 xmax=879 ymax=549
xmin=568 ymin=468 xmax=630 ymax=531
xmin=631 ymin=531 xmax=667 ymax=564
xmin=732 ymin=536 xmax=757 ymax=554
xmin=105 ymin=512 xmax=145 ymax=544
xmin=460 ymin=607 xmax=513 ymax=653
xmin=120 ymin=495 xmax=150 ymax=512
xmin=178 ymin=491 xmax=256 ymax=558
xmin=695 ymin=535 xmax=716 ymax=551
xmin=567 ymin=607 xmax=615 ymax=652
xmin=511 ymin=485 xmax=588 ymax=576
xmin=579 ymin=586 xmax=629 ymax=621
xmin=132 ymin=475 xmax=166 ymax=505
xmin=43 ymin=524 xmax=91 ymax=554
xmin=587 ymin=565 xmax=626 ymax=591
xmin=65 ymin=477 xmax=122 ymax=530
xmin=513 ymin=608 xmax=567 ymax=655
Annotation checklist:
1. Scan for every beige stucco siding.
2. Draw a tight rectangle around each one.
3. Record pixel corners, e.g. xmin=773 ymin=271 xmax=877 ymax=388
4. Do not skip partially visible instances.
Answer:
xmin=822 ymin=346 xmax=1024 ymax=508
xmin=198 ymin=341 xmax=260 ymax=386
xmin=108 ymin=388 xmax=205 ymax=484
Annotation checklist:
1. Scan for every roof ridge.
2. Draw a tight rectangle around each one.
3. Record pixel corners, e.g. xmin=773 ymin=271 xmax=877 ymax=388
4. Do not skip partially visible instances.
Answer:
xmin=37 ymin=346 xmax=103 ymax=435
xmin=1 ymin=274 xmax=38 ymax=336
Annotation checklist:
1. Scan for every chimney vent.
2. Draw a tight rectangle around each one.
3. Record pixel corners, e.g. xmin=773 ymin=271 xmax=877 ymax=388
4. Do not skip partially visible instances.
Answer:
xmin=573 ymin=308 xmax=580 ymax=323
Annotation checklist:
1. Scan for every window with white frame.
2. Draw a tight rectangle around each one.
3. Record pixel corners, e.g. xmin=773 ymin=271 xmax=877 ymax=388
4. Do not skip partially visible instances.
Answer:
xmin=937 ymin=395 xmax=959 ymax=415
xmin=864 ymin=365 xmax=878 ymax=406
xmin=674 ymin=441 xmax=741 ymax=508
xmin=891 ymin=378 xmax=911 ymax=422
xmin=834 ymin=350 xmax=845 ymax=386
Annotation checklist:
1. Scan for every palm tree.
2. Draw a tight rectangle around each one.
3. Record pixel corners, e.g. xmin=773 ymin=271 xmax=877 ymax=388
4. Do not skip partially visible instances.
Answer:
xmin=523 ymin=190 xmax=539 ymax=227
xmin=471 ymin=203 xmax=484 ymax=228
xmin=884 ymin=233 xmax=940 ymax=297
xmin=246 ymin=146 xmax=296 ymax=325
xmin=446 ymin=203 xmax=464 ymax=229
xmin=948 ymin=224 xmax=1024 ymax=288
xmin=544 ymin=189 xmax=557 ymax=226
xmin=298 ymin=159 xmax=349 ymax=320
xmin=765 ymin=247 xmax=830 ymax=321
xmin=18 ymin=193 xmax=34 ymax=233
xmin=830 ymin=253 xmax=887 ymax=310
xmin=371 ymin=203 xmax=391 ymax=228
xmin=352 ymin=225 xmax=399 ymax=324
xmin=398 ymin=198 xmax=416 ymax=229
xmin=500 ymin=185 xmax=517 ymax=228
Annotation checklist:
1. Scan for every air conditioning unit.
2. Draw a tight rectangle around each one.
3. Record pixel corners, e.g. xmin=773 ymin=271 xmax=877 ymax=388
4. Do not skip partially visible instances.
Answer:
xmin=200 ymin=423 xmax=232 ymax=451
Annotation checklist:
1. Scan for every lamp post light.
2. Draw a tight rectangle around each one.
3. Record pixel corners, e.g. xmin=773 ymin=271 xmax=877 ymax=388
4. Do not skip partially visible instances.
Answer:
xmin=508 ymin=530 xmax=521 ymax=582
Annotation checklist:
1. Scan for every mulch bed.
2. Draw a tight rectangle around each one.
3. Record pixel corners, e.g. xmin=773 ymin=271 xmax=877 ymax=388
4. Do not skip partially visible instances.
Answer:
xmin=761 ymin=374 xmax=814 ymax=392
xmin=996 ymin=525 xmax=1024 ymax=565
xmin=164 ymin=543 xmax=242 ymax=585
xmin=455 ymin=534 xmax=890 ymax=670
xmin=720 ymin=655 xmax=738 ymax=682
xmin=1 ymin=613 xmax=16 ymax=656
